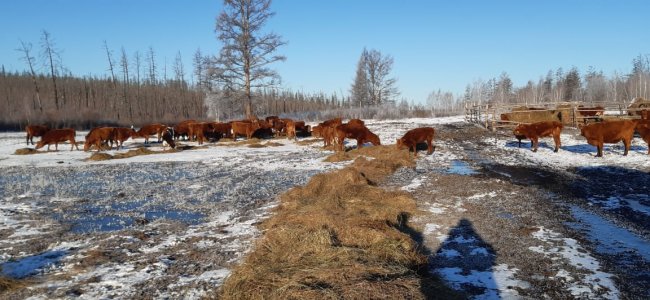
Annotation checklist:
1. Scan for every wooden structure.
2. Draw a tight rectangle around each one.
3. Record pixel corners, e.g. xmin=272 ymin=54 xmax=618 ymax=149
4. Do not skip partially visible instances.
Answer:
xmin=465 ymin=101 xmax=646 ymax=131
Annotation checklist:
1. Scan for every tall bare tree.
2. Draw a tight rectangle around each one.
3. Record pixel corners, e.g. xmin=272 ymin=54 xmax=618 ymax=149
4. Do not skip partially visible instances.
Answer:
xmin=213 ymin=0 xmax=286 ymax=118
xmin=17 ymin=41 xmax=43 ymax=113
xmin=103 ymin=40 xmax=117 ymax=86
xmin=41 ymin=30 xmax=61 ymax=110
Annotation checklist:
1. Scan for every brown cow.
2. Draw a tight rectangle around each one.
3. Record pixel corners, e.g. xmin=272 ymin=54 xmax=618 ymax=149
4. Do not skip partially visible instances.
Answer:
xmin=174 ymin=120 xmax=196 ymax=140
xmin=188 ymin=122 xmax=211 ymax=145
xmin=641 ymin=110 xmax=649 ymax=120
xmin=136 ymin=123 xmax=167 ymax=144
xmin=319 ymin=118 xmax=343 ymax=147
xmin=265 ymin=116 xmax=280 ymax=126
xmin=162 ymin=128 xmax=176 ymax=149
xmin=348 ymin=119 xmax=365 ymax=127
xmin=112 ymin=127 xmax=137 ymax=150
xmin=36 ymin=128 xmax=79 ymax=151
xmin=25 ymin=125 xmax=50 ymax=145
xmin=396 ymin=127 xmax=435 ymax=157
xmin=231 ymin=121 xmax=261 ymax=140
xmin=577 ymin=105 xmax=605 ymax=124
xmin=580 ymin=120 xmax=637 ymax=157
xmin=84 ymin=127 xmax=116 ymax=152
xmin=513 ymin=121 xmax=563 ymax=153
xmin=635 ymin=121 xmax=650 ymax=154
xmin=285 ymin=120 xmax=297 ymax=140
xmin=335 ymin=124 xmax=381 ymax=151
xmin=311 ymin=125 xmax=322 ymax=138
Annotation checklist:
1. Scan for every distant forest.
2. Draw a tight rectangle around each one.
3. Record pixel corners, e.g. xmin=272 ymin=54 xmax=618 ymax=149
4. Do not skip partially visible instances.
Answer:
xmin=2 ymin=33 xmax=649 ymax=130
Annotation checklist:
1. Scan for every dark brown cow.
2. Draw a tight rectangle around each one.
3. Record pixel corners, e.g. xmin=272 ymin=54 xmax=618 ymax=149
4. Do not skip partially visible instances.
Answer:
xmin=513 ymin=121 xmax=563 ymax=152
xmin=36 ymin=129 xmax=79 ymax=151
xmin=335 ymin=124 xmax=380 ymax=151
xmin=396 ymin=127 xmax=435 ymax=157
xmin=25 ymin=125 xmax=50 ymax=145
xmin=136 ymin=123 xmax=167 ymax=143
xmin=112 ymin=127 xmax=137 ymax=150
xmin=208 ymin=122 xmax=233 ymax=139
xmin=311 ymin=125 xmax=322 ymax=138
xmin=231 ymin=121 xmax=261 ymax=140
xmin=162 ymin=128 xmax=176 ymax=149
xmin=174 ymin=120 xmax=196 ymax=140
xmin=84 ymin=127 xmax=116 ymax=152
xmin=580 ymin=120 xmax=637 ymax=157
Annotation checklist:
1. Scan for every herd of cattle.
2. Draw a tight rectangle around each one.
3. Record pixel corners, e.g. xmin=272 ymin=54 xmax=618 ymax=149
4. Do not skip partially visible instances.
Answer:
xmin=21 ymin=116 xmax=435 ymax=156
xmin=19 ymin=111 xmax=650 ymax=158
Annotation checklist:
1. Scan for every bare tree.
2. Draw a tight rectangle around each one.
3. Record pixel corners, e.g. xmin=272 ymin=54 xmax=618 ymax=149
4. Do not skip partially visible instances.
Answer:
xmin=173 ymin=51 xmax=185 ymax=85
xmin=103 ymin=40 xmax=117 ymax=86
xmin=361 ymin=48 xmax=399 ymax=106
xmin=42 ymin=30 xmax=61 ymax=110
xmin=213 ymin=0 xmax=286 ymax=118
xmin=146 ymin=46 xmax=157 ymax=84
xmin=17 ymin=41 xmax=43 ymax=113
xmin=120 ymin=47 xmax=132 ymax=119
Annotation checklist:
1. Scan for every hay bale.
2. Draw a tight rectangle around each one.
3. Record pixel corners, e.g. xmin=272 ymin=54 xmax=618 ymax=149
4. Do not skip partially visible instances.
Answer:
xmin=0 ymin=276 xmax=25 ymax=293
xmin=628 ymin=97 xmax=650 ymax=116
xmin=500 ymin=109 xmax=562 ymax=124
xmin=13 ymin=148 xmax=39 ymax=155
xmin=247 ymin=143 xmax=266 ymax=148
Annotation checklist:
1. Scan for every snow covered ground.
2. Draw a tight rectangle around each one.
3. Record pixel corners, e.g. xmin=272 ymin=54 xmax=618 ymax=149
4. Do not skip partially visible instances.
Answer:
xmin=1 ymin=116 xmax=649 ymax=298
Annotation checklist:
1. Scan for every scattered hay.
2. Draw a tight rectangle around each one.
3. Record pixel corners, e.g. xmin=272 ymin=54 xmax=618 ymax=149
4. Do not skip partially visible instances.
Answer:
xmin=219 ymin=147 xmax=460 ymax=299
xmin=264 ymin=142 xmax=283 ymax=147
xmin=295 ymin=138 xmax=322 ymax=146
xmin=0 ymin=276 xmax=25 ymax=293
xmin=87 ymin=152 xmax=113 ymax=161
xmin=217 ymin=138 xmax=263 ymax=147
xmin=13 ymin=148 xmax=40 ymax=155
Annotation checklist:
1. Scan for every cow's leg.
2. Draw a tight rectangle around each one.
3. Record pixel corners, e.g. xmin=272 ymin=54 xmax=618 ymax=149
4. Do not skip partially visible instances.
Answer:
xmin=532 ymin=137 xmax=539 ymax=152
xmin=412 ymin=144 xmax=418 ymax=157
xmin=553 ymin=133 xmax=561 ymax=152
xmin=597 ymin=143 xmax=603 ymax=157
xmin=623 ymin=138 xmax=630 ymax=156
xmin=55 ymin=142 xmax=59 ymax=151
xmin=427 ymin=139 xmax=433 ymax=155
xmin=26 ymin=134 xmax=30 ymax=145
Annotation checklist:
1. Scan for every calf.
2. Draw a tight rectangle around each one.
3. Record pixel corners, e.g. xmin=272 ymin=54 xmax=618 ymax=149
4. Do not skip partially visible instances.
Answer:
xmin=335 ymin=124 xmax=380 ymax=152
xmin=36 ymin=128 xmax=79 ymax=151
xmin=84 ymin=127 xmax=116 ymax=152
xmin=580 ymin=120 xmax=636 ymax=157
xmin=513 ymin=121 xmax=563 ymax=152
xmin=396 ymin=127 xmax=435 ymax=157
xmin=231 ymin=121 xmax=261 ymax=140
xmin=136 ymin=123 xmax=167 ymax=143
xmin=319 ymin=118 xmax=343 ymax=147
xmin=25 ymin=125 xmax=50 ymax=145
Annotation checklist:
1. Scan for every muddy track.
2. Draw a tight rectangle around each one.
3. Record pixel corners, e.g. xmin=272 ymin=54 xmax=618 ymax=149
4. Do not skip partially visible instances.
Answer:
xmin=386 ymin=122 xmax=649 ymax=298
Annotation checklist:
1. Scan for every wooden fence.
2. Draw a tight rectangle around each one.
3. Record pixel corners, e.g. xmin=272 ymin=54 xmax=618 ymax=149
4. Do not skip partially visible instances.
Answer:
xmin=465 ymin=101 xmax=646 ymax=131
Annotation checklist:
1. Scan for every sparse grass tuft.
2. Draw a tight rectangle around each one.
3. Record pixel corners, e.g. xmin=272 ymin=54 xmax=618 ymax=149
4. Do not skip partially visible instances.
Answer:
xmin=218 ymin=144 xmax=460 ymax=299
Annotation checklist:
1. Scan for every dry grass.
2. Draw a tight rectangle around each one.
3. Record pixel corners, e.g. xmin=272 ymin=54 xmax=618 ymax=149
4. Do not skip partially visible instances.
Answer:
xmin=218 ymin=146 xmax=459 ymax=299
xmin=217 ymin=138 xmax=262 ymax=147
xmin=295 ymin=138 xmax=322 ymax=146
xmin=14 ymin=148 xmax=41 ymax=155
xmin=0 ymin=276 xmax=25 ymax=294
xmin=85 ymin=146 xmax=199 ymax=161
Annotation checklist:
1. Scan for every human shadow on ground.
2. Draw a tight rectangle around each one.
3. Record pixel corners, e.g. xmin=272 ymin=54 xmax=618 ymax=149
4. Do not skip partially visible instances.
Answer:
xmin=427 ymin=218 xmax=500 ymax=299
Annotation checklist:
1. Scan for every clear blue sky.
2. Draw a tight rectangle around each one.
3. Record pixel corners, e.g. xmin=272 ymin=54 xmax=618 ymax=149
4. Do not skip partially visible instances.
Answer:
xmin=1 ymin=0 xmax=649 ymax=104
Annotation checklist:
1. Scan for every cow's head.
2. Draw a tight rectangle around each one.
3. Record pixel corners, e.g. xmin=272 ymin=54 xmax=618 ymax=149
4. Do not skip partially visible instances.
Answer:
xmin=396 ymin=138 xmax=404 ymax=149
xmin=83 ymin=140 xmax=92 ymax=152
xmin=35 ymin=141 xmax=45 ymax=150
xmin=368 ymin=132 xmax=380 ymax=146
xmin=512 ymin=124 xmax=525 ymax=136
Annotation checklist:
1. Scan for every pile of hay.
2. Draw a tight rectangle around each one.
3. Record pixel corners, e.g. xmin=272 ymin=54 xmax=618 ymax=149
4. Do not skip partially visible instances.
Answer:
xmin=219 ymin=147 xmax=459 ymax=299
xmin=86 ymin=147 xmax=181 ymax=161
xmin=14 ymin=148 xmax=40 ymax=155
xmin=501 ymin=109 xmax=562 ymax=124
